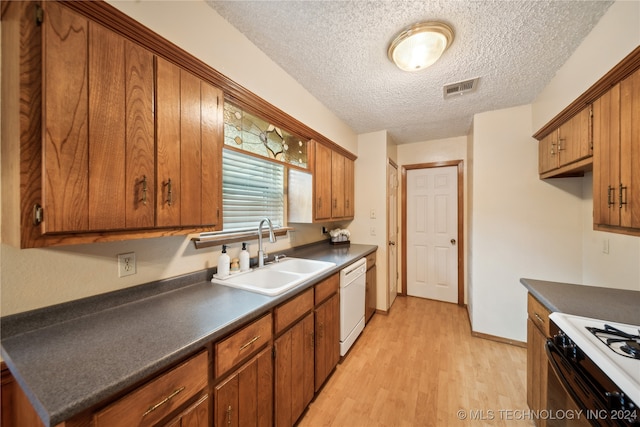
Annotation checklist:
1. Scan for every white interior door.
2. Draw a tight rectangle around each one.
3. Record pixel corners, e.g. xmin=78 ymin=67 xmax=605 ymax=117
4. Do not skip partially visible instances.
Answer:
xmin=406 ymin=166 xmax=458 ymax=303
xmin=387 ymin=162 xmax=398 ymax=309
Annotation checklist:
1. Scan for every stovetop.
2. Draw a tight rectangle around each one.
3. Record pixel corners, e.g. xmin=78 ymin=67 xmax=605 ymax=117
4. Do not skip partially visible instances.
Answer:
xmin=549 ymin=312 xmax=640 ymax=406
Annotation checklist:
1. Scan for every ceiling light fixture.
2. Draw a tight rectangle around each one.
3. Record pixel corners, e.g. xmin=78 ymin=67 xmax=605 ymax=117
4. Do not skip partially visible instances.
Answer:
xmin=388 ymin=22 xmax=454 ymax=72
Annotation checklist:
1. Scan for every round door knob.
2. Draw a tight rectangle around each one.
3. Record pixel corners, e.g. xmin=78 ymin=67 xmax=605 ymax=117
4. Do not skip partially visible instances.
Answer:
xmin=450 ymin=239 xmax=456 ymax=245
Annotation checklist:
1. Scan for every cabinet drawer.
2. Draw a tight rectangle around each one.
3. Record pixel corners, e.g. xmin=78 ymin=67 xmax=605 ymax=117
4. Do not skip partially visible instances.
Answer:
xmin=527 ymin=294 xmax=551 ymax=337
xmin=275 ymin=288 xmax=314 ymax=334
xmin=365 ymin=252 xmax=376 ymax=269
xmin=215 ymin=314 xmax=272 ymax=377
xmin=314 ymin=273 xmax=339 ymax=305
xmin=94 ymin=351 xmax=208 ymax=427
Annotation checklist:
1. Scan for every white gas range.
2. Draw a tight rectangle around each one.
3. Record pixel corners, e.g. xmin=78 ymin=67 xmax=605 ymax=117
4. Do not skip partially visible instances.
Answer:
xmin=548 ymin=312 xmax=639 ymax=426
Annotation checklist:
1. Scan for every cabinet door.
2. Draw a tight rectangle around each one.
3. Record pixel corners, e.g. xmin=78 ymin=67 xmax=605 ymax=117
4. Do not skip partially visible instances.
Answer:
xmin=365 ymin=265 xmax=377 ymax=324
xmin=42 ymin=2 xmax=89 ymax=233
xmin=526 ymin=319 xmax=548 ymax=427
xmin=314 ymin=142 xmax=332 ymax=220
xmin=620 ymin=68 xmax=640 ymax=229
xmin=274 ymin=314 xmax=314 ymax=427
xmin=165 ymin=394 xmax=209 ymax=427
xmin=558 ymin=106 xmax=592 ymax=167
xmin=314 ymin=293 xmax=339 ymax=391
xmin=215 ymin=347 xmax=273 ymax=427
xmin=538 ymin=132 xmax=558 ymax=175
xmin=156 ymin=57 xmax=182 ymax=227
xmin=42 ymin=3 xmax=155 ymax=233
xmin=344 ymin=157 xmax=355 ymax=218
xmin=331 ymin=151 xmax=345 ymax=218
xmin=156 ymin=58 xmax=223 ymax=228
xmin=593 ymin=84 xmax=621 ymax=227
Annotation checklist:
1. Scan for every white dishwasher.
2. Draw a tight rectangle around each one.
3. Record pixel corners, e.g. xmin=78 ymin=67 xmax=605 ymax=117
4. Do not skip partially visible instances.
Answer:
xmin=339 ymin=257 xmax=367 ymax=356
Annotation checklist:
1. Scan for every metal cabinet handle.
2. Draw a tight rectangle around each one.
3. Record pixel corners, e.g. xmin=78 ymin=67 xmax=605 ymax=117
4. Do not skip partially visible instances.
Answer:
xmin=142 ymin=386 xmax=185 ymax=417
xmin=165 ymin=178 xmax=173 ymax=206
xmin=226 ymin=405 xmax=232 ymax=426
xmin=607 ymin=185 xmax=615 ymax=208
xmin=239 ymin=335 xmax=260 ymax=351
xmin=534 ymin=313 xmax=544 ymax=324
xmin=141 ymin=175 xmax=148 ymax=206
xmin=619 ymin=183 xmax=627 ymax=209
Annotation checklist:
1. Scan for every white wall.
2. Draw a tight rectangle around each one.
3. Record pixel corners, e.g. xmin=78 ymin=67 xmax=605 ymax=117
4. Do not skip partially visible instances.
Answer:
xmin=352 ymin=131 xmax=389 ymax=310
xmin=0 ymin=0 xmax=357 ymax=316
xmin=470 ymin=105 xmax=584 ymax=342
xmin=532 ymin=0 xmax=640 ymax=292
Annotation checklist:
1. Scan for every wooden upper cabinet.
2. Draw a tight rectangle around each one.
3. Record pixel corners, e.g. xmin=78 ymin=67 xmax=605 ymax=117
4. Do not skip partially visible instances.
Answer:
xmin=331 ymin=152 xmax=345 ymax=218
xmin=42 ymin=2 xmax=155 ymax=234
xmin=538 ymin=132 xmax=558 ymax=175
xmin=536 ymin=105 xmax=592 ymax=178
xmin=313 ymin=141 xmax=355 ymax=222
xmin=344 ymin=157 xmax=355 ymax=218
xmin=594 ymin=68 xmax=640 ymax=234
xmin=619 ymin=68 xmax=640 ymax=230
xmin=155 ymin=58 xmax=223 ymax=229
xmin=314 ymin=142 xmax=333 ymax=220
xmin=558 ymin=106 xmax=592 ymax=167
xmin=42 ymin=1 xmax=90 ymax=233
xmin=593 ymin=84 xmax=621 ymax=227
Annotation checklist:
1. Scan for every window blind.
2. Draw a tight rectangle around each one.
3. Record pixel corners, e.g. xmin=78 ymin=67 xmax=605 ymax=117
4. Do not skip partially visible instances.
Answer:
xmin=222 ymin=148 xmax=284 ymax=231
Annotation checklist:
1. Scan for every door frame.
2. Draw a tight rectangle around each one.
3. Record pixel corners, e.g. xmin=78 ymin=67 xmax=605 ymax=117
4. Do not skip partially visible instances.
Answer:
xmin=387 ymin=159 xmax=399 ymax=309
xmin=401 ymin=160 xmax=464 ymax=305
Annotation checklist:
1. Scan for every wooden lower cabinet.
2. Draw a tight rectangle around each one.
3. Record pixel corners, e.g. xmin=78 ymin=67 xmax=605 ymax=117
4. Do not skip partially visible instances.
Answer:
xmin=526 ymin=294 xmax=551 ymax=427
xmin=1 ymin=277 xmax=346 ymax=427
xmin=1 ymin=363 xmax=44 ymax=427
xmin=365 ymin=251 xmax=377 ymax=324
xmin=165 ymin=394 xmax=209 ymax=427
xmin=274 ymin=313 xmax=315 ymax=427
xmin=314 ymin=293 xmax=340 ymax=391
xmin=214 ymin=347 xmax=273 ymax=427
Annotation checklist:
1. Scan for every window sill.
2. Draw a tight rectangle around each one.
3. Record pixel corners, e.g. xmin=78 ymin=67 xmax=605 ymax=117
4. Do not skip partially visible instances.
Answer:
xmin=191 ymin=227 xmax=293 ymax=249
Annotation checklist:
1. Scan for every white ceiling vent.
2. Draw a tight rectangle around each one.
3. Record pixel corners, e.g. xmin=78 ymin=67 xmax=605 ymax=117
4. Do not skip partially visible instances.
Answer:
xmin=443 ymin=78 xmax=480 ymax=99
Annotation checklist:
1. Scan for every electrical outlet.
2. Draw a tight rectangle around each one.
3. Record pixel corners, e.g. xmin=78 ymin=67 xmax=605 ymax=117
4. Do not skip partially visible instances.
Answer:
xmin=118 ymin=252 xmax=136 ymax=277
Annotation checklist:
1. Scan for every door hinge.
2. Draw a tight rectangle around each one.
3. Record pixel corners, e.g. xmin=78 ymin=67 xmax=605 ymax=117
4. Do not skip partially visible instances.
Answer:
xmin=33 ymin=204 xmax=43 ymax=225
xmin=272 ymin=346 xmax=276 ymax=359
xmin=35 ymin=5 xmax=44 ymax=26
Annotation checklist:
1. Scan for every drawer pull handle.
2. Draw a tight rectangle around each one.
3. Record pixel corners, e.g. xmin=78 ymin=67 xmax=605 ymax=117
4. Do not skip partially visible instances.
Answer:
xmin=142 ymin=386 xmax=185 ymax=417
xmin=534 ymin=313 xmax=544 ymax=324
xmin=239 ymin=335 xmax=260 ymax=351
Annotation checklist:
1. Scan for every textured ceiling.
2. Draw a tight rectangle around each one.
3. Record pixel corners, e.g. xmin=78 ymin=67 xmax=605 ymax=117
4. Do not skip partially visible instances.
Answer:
xmin=207 ymin=0 xmax=613 ymax=144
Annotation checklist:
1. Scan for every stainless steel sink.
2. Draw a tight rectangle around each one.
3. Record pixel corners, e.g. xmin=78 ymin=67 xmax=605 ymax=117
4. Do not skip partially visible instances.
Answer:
xmin=211 ymin=257 xmax=336 ymax=296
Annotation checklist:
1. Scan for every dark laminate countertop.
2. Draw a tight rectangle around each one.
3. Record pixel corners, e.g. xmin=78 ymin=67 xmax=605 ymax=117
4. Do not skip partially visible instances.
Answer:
xmin=1 ymin=242 xmax=377 ymax=426
xmin=520 ymin=278 xmax=640 ymax=325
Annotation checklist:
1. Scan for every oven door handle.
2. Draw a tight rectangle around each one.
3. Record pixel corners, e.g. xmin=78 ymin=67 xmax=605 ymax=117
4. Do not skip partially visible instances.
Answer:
xmin=545 ymin=340 xmax=592 ymax=421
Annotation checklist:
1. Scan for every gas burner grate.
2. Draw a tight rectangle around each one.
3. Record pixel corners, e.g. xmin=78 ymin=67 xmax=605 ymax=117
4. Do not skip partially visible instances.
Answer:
xmin=586 ymin=324 xmax=640 ymax=360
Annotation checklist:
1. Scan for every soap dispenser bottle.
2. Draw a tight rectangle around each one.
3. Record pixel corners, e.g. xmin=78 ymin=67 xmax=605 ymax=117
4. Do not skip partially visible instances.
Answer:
xmin=239 ymin=242 xmax=250 ymax=272
xmin=218 ymin=245 xmax=230 ymax=277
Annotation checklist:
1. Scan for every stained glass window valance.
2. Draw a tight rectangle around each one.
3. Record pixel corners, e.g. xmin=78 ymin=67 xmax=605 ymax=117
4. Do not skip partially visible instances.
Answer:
xmin=223 ymin=101 xmax=308 ymax=168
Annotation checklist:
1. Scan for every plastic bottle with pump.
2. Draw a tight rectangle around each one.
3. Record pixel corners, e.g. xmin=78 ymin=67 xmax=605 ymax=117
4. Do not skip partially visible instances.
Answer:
xmin=239 ymin=242 xmax=250 ymax=272
xmin=217 ymin=245 xmax=230 ymax=278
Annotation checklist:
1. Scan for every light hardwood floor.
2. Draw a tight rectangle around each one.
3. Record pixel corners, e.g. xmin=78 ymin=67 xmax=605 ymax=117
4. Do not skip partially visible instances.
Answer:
xmin=298 ymin=296 xmax=535 ymax=427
